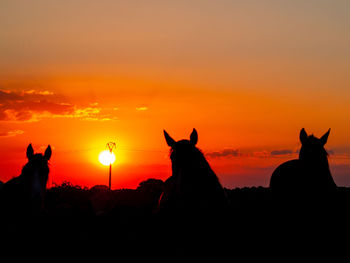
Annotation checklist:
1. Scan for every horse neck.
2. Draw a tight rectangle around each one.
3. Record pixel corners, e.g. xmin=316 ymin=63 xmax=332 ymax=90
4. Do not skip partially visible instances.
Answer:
xmin=19 ymin=164 xmax=32 ymax=184
xmin=175 ymin=154 xmax=217 ymax=188
xmin=300 ymin=156 xmax=331 ymax=175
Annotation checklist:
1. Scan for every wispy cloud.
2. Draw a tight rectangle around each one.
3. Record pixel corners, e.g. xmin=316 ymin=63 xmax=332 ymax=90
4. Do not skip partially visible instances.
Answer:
xmin=136 ymin=106 xmax=148 ymax=111
xmin=207 ymin=148 xmax=297 ymax=159
xmin=24 ymin=90 xmax=54 ymax=96
xmin=252 ymin=151 xmax=271 ymax=158
xmin=206 ymin=149 xmax=242 ymax=158
xmin=0 ymin=89 xmax=73 ymax=122
xmin=0 ymin=89 xmax=117 ymax=122
xmin=0 ymin=129 xmax=24 ymax=138
xmin=270 ymin=149 xmax=294 ymax=156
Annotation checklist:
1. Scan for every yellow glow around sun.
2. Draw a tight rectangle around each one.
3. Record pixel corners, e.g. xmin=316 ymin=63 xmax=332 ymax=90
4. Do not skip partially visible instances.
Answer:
xmin=99 ymin=150 xmax=116 ymax=166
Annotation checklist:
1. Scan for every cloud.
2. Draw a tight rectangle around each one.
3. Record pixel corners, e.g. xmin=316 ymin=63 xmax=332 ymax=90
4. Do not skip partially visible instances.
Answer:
xmin=252 ymin=151 xmax=271 ymax=158
xmin=136 ymin=106 xmax=148 ymax=111
xmin=0 ymin=89 xmax=74 ymax=121
xmin=24 ymin=90 xmax=54 ymax=96
xmin=0 ymin=89 xmax=116 ymax=122
xmin=206 ymin=149 xmax=242 ymax=158
xmin=270 ymin=149 xmax=294 ymax=156
xmin=254 ymin=149 xmax=296 ymax=158
xmin=0 ymin=89 xmax=22 ymax=101
xmin=66 ymin=106 xmax=100 ymax=119
xmin=207 ymin=148 xmax=297 ymax=159
xmin=0 ymin=129 xmax=24 ymax=138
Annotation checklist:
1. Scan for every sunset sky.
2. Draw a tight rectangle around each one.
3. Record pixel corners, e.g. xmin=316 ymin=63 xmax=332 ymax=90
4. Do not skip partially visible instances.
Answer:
xmin=1 ymin=0 xmax=350 ymax=189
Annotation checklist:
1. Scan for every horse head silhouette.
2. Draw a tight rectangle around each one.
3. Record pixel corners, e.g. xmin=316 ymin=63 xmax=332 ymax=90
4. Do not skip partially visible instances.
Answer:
xmin=0 ymin=144 xmax=52 ymax=216
xmin=159 ymin=129 xmax=228 ymax=214
xmin=270 ymin=128 xmax=336 ymax=203
xmin=299 ymin=128 xmax=330 ymax=165
xmin=24 ymin=144 xmax=51 ymax=205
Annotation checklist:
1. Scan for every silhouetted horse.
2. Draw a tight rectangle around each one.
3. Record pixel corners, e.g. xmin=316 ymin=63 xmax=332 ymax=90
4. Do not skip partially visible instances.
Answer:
xmin=270 ymin=128 xmax=337 ymax=205
xmin=159 ymin=129 xmax=228 ymax=215
xmin=0 ymin=144 xmax=52 ymax=216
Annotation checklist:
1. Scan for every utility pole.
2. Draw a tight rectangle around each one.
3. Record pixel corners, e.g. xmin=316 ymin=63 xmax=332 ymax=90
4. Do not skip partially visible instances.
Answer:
xmin=106 ymin=142 xmax=116 ymax=190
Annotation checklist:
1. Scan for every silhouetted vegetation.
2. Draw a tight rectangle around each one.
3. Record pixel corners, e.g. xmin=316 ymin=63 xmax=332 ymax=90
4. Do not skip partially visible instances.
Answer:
xmin=1 ymin=178 xmax=350 ymax=260
xmin=1 ymin=130 xmax=349 ymax=259
xmin=43 ymin=179 xmax=164 ymax=218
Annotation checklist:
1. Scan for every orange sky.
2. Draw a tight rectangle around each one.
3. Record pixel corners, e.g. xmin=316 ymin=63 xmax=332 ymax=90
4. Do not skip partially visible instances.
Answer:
xmin=1 ymin=1 xmax=350 ymax=188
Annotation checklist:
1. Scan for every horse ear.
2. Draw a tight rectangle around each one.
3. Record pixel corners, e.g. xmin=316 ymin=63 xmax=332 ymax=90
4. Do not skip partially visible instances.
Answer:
xmin=45 ymin=145 xmax=52 ymax=160
xmin=190 ymin=128 xmax=198 ymax=145
xmin=320 ymin=129 xmax=331 ymax=146
xmin=27 ymin=144 xmax=34 ymax=160
xmin=300 ymin=128 xmax=308 ymax=144
xmin=164 ymin=130 xmax=176 ymax=147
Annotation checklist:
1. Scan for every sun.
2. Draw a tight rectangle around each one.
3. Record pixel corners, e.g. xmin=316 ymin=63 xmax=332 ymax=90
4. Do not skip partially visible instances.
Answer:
xmin=99 ymin=150 xmax=116 ymax=166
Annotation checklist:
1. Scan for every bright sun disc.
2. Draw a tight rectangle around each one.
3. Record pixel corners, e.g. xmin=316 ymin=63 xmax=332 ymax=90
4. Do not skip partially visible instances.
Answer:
xmin=99 ymin=150 xmax=116 ymax=166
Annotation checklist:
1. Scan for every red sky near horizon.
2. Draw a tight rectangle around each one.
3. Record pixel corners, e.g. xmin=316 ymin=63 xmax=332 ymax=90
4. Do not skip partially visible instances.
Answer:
xmin=1 ymin=1 xmax=350 ymax=189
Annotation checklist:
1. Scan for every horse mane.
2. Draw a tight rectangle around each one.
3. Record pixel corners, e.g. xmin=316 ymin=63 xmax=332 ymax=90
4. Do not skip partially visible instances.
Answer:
xmin=160 ymin=129 xmax=228 ymax=214
xmin=306 ymin=135 xmax=329 ymax=156
xmin=169 ymin=144 xmax=205 ymax=162
xmin=170 ymin=142 xmax=217 ymax=178
xmin=299 ymin=135 xmax=330 ymax=169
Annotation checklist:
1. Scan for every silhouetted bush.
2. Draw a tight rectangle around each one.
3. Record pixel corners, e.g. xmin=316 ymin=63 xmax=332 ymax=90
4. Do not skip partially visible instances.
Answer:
xmin=45 ymin=181 xmax=93 ymax=216
xmin=42 ymin=180 xmax=350 ymax=220
xmin=137 ymin=178 xmax=164 ymax=193
xmin=3 ymin=179 xmax=350 ymax=260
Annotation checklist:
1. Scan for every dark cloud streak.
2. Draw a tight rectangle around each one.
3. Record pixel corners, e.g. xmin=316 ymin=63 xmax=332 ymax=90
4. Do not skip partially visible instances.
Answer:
xmin=270 ymin=149 xmax=293 ymax=156
xmin=207 ymin=148 xmax=297 ymax=159
xmin=206 ymin=149 xmax=241 ymax=158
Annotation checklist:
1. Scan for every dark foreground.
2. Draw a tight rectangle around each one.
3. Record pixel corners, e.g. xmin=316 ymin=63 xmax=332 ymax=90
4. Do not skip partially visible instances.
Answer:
xmin=1 ymin=180 xmax=350 ymax=260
